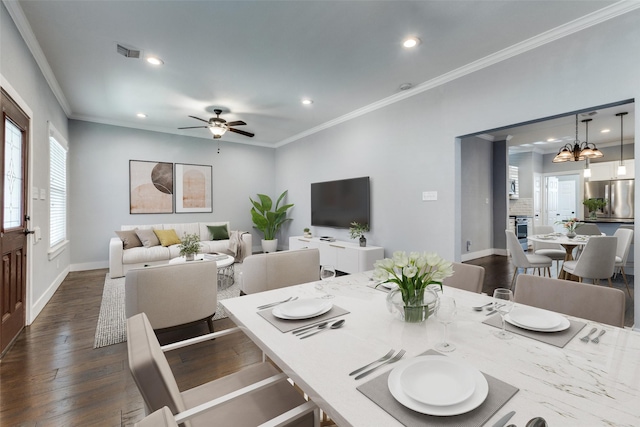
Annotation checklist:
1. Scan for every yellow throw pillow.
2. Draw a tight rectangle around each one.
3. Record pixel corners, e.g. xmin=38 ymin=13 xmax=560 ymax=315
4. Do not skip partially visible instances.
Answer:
xmin=154 ymin=229 xmax=182 ymax=247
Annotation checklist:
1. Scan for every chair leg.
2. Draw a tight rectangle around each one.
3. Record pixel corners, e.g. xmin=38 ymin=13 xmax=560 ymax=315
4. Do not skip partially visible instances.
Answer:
xmin=207 ymin=316 xmax=215 ymax=333
xmin=607 ymin=278 xmax=613 ymax=287
xmin=620 ymin=267 xmax=633 ymax=299
xmin=546 ymin=267 xmax=551 ymax=277
xmin=510 ymin=269 xmax=518 ymax=289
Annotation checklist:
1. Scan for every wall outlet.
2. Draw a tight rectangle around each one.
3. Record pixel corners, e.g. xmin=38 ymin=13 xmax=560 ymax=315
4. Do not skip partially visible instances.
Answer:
xmin=422 ymin=191 xmax=438 ymax=201
xmin=466 ymin=240 xmax=472 ymax=251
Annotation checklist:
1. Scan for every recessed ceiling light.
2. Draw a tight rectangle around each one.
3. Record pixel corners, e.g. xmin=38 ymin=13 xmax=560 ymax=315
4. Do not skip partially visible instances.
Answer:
xmin=136 ymin=113 xmax=147 ymax=118
xmin=301 ymin=99 xmax=313 ymax=105
xmin=601 ymin=129 xmax=610 ymax=133
xmin=146 ymin=56 xmax=164 ymax=66
xmin=399 ymin=83 xmax=413 ymax=91
xmin=546 ymin=138 xmax=556 ymax=142
xmin=403 ymin=37 xmax=420 ymax=48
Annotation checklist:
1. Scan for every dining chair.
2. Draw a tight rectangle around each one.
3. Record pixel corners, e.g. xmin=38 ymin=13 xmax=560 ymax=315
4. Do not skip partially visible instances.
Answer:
xmin=126 ymin=313 xmax=317 ymax=427
xmin=505 ymin=229 xmax=552 ymax=290
xmin=531 ymin=225 xmax=566 ymax=275
xmin=613 ymin=227 xmax=634 ymax=298
xmin=442 ymin=262 xmax=485 ymax=293
xmin=576 ymin=223 xmax=603 ymax=235
xmin=514 ymin=275 xmax=625 ymax=327
xmin=561 ymin=236 xmax=617 ymax=286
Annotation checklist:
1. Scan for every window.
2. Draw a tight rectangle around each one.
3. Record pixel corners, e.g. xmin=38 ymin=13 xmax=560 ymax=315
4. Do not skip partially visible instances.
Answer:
xmin=49 ymin=124 xmax=67 ymax=249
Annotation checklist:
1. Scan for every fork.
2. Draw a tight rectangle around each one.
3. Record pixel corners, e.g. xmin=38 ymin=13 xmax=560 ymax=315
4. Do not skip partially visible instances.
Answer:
xmin=354 ymin=349 xmax=406 ymax=380
xmin=349 ymin=349 xmax=395 ymax=376
xmin=591 ymin=329 xmax=606 ymax=343
xmin=580 ymin=327 xmax=597 ymax=342
xmin=256 ymin=296 xmax=297 ymax=310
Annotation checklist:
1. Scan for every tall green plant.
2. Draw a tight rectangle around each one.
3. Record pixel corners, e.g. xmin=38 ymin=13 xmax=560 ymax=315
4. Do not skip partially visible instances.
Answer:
xmin=250 ymin=190 xmax=294 ymax=240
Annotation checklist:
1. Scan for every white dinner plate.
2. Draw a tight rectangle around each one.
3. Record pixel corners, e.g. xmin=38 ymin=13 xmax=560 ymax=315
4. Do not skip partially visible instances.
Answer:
xmin=399 ymin=358 xmax=476 ymax=406
xmin=388 ymin=356 xmax=489 ymax=416
xmin=536 ymin=235 xmax=556 ymax=240
xmin=505 ymin=312 xmax=570 ymax=333
xmin=507 ymin=306 xmax=563 ymax=330
xmin=272 ymin=299 xmax=333 ymax=320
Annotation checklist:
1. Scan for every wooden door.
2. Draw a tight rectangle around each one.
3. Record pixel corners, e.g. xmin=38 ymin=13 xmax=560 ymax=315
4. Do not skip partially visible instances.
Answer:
xmin=1 ymin=88 xmax=29 ymax=356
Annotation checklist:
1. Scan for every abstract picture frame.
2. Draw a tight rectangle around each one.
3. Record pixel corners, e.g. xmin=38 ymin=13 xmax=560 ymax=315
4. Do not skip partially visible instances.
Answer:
xmin=174 ymin=163 xmax=213 ymax=213
xmin=129 ymin=160 xmax=174 ymax=214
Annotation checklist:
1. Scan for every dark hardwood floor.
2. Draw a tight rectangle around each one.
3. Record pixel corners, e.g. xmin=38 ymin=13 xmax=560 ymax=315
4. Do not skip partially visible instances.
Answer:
xmin=0 ymin=256 xmax=634 ymax=425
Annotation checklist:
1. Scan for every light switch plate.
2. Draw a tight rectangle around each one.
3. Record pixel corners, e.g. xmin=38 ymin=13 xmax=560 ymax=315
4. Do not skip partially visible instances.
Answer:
xmin=422 ymin=191 xmax=438 ymax=201
xmin=40 ymin=188 xmax=46 ymax=200
xmin=33 ymin=186 xmax=39 ymax=200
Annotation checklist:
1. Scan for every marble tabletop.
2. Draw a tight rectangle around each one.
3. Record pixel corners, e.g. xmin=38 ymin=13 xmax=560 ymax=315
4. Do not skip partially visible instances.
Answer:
xmin=221 ymin=272 xmax=640 ymax=427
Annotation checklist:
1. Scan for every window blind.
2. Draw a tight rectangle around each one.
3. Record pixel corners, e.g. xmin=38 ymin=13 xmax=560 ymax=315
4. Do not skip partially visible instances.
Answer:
xmin=50 ymin=136 xmax=67 ymax=248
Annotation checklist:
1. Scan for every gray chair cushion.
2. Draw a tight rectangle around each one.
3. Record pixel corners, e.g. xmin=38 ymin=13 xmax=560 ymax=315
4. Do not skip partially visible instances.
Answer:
xmin=443 ymin=262 xmax=485 ymax=293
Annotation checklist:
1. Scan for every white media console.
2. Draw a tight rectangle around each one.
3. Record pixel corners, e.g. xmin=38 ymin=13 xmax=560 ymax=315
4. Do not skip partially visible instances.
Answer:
xmin=289 ymin=236 xmax=384 ymax=274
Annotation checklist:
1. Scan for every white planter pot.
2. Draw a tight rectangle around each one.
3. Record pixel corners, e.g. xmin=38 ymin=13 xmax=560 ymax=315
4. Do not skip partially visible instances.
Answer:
xmin=262 ymin=239 xmax=278 ymax=253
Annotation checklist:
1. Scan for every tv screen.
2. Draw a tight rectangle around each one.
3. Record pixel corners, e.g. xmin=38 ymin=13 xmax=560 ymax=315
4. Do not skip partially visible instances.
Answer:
xmin=311 ymin=177 xmax=370 ymax=228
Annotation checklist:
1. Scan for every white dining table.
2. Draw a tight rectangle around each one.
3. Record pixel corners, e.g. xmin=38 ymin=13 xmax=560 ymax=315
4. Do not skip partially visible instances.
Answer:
xmin=528 ymin=234 xmax=591 ymax=280
xmin=221 ymin=272 xmax=640 ymax=427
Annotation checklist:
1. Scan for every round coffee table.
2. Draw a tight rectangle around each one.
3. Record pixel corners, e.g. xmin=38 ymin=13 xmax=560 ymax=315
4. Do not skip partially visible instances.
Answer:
xmin=169 ymin=253 xmax=235 ymax=289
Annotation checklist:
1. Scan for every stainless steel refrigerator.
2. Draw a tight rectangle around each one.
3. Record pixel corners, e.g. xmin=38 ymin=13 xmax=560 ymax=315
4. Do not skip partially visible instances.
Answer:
xmin=584 ymin=179 xmax=634 ymax=220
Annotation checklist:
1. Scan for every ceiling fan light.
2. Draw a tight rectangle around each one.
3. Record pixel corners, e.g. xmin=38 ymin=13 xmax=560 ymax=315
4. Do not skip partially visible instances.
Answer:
xmin=209 ymin=123 xmax=227 ymax=136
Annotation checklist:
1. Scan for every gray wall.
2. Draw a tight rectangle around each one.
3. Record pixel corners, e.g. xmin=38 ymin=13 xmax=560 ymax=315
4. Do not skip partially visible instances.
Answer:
xmin=68 ymin=120 xmax=275 ymax=268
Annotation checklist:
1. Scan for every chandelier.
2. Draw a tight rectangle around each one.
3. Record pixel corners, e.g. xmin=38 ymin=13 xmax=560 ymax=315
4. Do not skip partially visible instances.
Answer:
xmin=552 ymin=114 xmax=603 ymax=163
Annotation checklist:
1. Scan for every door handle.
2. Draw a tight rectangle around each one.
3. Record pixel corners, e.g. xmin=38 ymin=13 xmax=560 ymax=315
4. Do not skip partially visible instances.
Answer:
xmin=24 ymin=229 xmax=35 ymax=235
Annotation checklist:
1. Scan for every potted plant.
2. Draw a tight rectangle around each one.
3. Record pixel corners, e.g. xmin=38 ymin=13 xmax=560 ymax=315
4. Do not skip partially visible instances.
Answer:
xmin=583 ymin=198 xmax=607 ymax=220
xmin=178 ymin=233 xmax=201 ymax=261
xmin=349 ymin=222 xmax=369 ymax=247
xmin=250 ymin=190 xmax=294 ymax=253
xmin=303 ymin=227 xmax=312 ymax=238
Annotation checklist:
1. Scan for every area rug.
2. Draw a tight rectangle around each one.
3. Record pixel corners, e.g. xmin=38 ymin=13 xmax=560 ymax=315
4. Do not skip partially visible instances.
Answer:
xmin=94 ymin=268 xmax=241 ymax=348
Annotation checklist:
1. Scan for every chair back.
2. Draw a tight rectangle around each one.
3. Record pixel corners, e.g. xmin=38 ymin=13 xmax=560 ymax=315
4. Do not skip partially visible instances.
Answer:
xmin=613 ymin=227 xmax=634 ymax=265
xmin=442 ymin=262 xmax=485 ymax=293
xmin=576 ymin=223 xmax=602 ymax=235
xmin=572 ymin=236 xmax=617 ymax=280
xmin=532 ymin=225 xmax=563 ymax=251
xmin=125 ymin=261 xmax=218 ymax=330
xmin=241 ymin=248 xmax=320 ymax=294
xmin=514 ymin=275 xmax=625 ymax=327
xmin=126 ymin=313 xmax=187 ymax=417
xmin=505 ymin=229 xmax=529 ymax=268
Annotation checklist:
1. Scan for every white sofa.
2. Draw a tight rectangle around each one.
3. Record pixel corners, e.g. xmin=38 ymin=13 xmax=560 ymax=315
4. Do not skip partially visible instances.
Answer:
xmin=109 ymin=221 xmax=252 ymax=278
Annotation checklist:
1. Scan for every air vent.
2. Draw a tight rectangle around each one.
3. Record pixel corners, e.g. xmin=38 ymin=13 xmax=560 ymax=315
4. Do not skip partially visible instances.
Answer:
xmin=116 ymin=44 xmax=140 ymax=59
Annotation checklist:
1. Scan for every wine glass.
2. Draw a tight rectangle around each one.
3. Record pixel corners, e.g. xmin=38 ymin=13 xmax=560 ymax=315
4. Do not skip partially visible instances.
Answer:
xmin=434 ymin=296 xmax=457 ymax=352
xmin=315 ymin=265 xmax=336 ymax=299
xmin=493 ymin=288 xmax=514 ymax=339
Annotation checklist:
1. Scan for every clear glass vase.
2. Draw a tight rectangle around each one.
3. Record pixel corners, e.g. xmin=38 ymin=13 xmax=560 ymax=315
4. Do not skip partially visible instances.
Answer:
xmin=386 ymin=286 xmax=439 ymax=323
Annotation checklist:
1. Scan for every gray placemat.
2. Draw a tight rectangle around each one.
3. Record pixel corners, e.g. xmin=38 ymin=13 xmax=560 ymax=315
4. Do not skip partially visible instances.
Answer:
xmin=257 ymin=304 xmax=350 ymax=332
xmin=357 ymin=350 xmax=518 ymax=427
xmin=483 ymin=314 xmax=586 ymax=348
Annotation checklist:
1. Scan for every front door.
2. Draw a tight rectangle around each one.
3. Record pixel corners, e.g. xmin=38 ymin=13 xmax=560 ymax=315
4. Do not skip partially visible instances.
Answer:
xmin=1 ymin=88 xmax=29 ymax=356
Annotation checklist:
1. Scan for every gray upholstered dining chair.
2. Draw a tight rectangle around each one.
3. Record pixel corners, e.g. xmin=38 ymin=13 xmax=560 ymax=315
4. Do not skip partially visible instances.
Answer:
xmin=505 ymin=229 xmax=552 ymax=289
xmin=613 ymin=227 xmax=634 ymax=298
xmin=442 ymin=262 xmax=485 ymax=293
xmin=561 ymin=236 xmax=617 ymax=286
xmin=126 ymin=313 xmax=317 ymax=427
xmin=576 ymin=223 xmax=603 ymax=235
xmin=514 ymin=275 xmax=626 ymax=327
xmin=532 ymin=225 xmax=566 ymax=275
xmin=240 ymin=248 xmax=320 ymax=295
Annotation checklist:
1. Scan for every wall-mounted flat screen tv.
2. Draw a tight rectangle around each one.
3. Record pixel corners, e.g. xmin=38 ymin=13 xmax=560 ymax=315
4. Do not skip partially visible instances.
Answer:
xmin=311 ymin=176 xmax=370 ymax=228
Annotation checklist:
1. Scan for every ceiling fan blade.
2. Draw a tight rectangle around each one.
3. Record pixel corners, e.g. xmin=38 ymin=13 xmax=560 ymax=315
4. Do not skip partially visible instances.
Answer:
xmin=228 ymin=128 xmax=255 ymax=137
xmin=178 ymin=125 xmax=209 ymax=130
xmin=226 ymin=120 xmax=246 ymax=127
xmin=188 ymin=115 xmax=210 ymax=124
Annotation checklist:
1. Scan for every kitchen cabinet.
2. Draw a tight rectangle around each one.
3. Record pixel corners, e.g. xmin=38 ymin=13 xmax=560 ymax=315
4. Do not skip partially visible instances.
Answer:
xmin=588 ymin=160 xmax=635 ymax=181
xmin=289 ymin=236 xmax=384 ymax=274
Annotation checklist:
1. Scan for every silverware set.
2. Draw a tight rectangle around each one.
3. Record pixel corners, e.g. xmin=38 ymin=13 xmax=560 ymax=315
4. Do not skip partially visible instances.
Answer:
xmin=298 ymin=319 xmax=345 ymax=339
xmin=256 ymin=296 xmax=298 ymax=310
xmin=349 ymin=349 xmax=406 ymax=380
xmin=580 ymin=327 xmax=606 ymax=343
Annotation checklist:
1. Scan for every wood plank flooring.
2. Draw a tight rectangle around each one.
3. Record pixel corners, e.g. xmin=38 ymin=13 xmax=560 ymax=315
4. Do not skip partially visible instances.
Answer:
xmin=0 ymin=256 xmax=634 ymax=425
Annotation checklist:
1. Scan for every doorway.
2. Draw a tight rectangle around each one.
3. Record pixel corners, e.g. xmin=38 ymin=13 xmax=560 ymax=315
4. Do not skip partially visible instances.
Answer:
xmin=1 ymin=88 xmax=30 ymax=356
xmin=544 ymin=174 xmax=581 ymax=232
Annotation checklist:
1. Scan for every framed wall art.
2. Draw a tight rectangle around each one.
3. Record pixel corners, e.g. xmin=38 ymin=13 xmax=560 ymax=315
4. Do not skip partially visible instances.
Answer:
xmin=174 ymin=163 xmax=213 ymax=213
xmin=129 ymin=160 xmax=174 ymax=214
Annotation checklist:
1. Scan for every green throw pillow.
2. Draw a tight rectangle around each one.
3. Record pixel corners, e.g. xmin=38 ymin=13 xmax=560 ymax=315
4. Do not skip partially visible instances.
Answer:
xmin=207 ymin=225 xmax=229 ymax=240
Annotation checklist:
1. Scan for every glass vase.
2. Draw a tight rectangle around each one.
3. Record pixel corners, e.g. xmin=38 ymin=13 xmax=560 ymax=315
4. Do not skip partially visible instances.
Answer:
xmin=386 ymin=286 xmax=439 ymax=323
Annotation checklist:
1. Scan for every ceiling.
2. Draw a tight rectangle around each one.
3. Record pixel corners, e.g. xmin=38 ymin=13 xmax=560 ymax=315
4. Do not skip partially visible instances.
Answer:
xmin=8 ymin=0 xmax=637 ymax=148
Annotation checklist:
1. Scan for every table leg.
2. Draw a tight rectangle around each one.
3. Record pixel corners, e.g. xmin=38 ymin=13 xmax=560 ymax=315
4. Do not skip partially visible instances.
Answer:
xmin=559 ymin=244 xmax=579 ymax=281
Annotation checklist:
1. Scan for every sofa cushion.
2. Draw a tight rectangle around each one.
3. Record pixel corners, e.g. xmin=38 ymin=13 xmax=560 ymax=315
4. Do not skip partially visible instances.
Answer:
xmin=135 ymin=228 xmax=161 ymax=248
xmin=123 ymin=246 xmax=172 ymax=264
xmin=154 ymin=229 xmax=182 ymax=247
xmin=207 ymin=224 xmax=229 ymax=240
xmin=163 ymin=223 xmax=200 ymax=240
xmin=200 ymin=240 xmax=231 ymax=254
xmin=115 ymin=229 xmax=143 ymax=250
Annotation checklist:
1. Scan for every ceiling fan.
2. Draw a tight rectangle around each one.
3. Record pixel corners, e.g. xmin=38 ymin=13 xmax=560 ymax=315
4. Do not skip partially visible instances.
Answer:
xmin=178 ymin=109 xmax=255 ymax=139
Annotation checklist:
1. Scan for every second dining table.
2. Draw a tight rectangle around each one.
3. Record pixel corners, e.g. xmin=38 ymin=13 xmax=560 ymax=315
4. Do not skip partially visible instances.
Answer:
xmin=527 ymin=233 xmax=591 ymax=280
xmin=221 ymin=271 xmax=640 ymax=427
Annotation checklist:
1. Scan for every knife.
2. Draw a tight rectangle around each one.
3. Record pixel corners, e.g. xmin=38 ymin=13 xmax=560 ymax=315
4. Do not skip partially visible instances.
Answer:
xmin=492 ymin=411 xmax=515 ymax=427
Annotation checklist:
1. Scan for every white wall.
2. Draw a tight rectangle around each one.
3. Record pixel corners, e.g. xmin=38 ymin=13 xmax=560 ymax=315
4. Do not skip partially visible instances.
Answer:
xmin=68 ymin=119 xmax=276 ymax=269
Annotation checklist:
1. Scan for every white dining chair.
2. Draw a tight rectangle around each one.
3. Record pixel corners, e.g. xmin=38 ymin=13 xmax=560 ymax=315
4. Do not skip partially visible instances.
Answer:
xmin=576 ymin=223 xmax=603 ymax=236
xmin=514 ymin=275 xmax=626 ymax=327
xmin=532 ymin=225 xmax=566 ymax=275
xmin=561 ymin=236 xmax=617 ymax=286
xmin=612 ymin=227 xmax=634 ymax=298
xmin=505 ymin=229 xmax=552 ymax=289
xmin=442 ymin=262 xmax=485 ymax=293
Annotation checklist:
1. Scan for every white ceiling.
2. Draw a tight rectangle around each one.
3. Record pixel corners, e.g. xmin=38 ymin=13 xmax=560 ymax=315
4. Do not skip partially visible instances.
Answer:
xmin=8 ymin=0 xmax=637 ymax=148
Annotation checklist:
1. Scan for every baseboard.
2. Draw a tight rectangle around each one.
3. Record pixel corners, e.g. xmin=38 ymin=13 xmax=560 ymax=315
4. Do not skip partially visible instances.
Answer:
xmin=30 ymin=267 xmax=69 ymax=324
xmin=70 ymin=260 xmax=109 ymax=272
xmin=461 ymin=248 xmax=507 ymax=262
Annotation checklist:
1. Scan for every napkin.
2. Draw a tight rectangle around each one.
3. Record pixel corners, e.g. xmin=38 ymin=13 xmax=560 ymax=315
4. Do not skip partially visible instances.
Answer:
xmin=357 ymin=349 xmax=519 ymax=427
